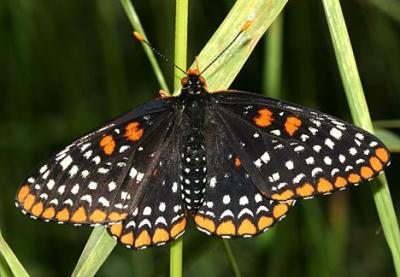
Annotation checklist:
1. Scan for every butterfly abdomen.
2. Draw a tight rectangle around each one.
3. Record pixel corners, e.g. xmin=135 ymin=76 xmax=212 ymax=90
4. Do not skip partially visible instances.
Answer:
xmin=181 ymin=132 xmax=207 ymax=212
xmin=179 ymin=82 xmax=209 ymax=213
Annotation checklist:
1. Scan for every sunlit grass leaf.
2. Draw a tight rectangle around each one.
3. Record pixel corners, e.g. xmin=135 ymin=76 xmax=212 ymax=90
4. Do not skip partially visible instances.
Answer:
xmin=0 ymin=229 xmax=29 ymax=277
xmin=375 ymin=128 xmax=400 ymax=152
xmin=322 ymin=0 xmax=400 ymax=275
xmin=72 ymin=227 xmax=116 ymax=277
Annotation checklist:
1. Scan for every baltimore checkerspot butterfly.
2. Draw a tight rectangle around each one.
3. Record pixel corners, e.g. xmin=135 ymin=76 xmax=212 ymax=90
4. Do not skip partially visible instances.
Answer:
xmin=15 ymin=21 xmax=390 ymax=250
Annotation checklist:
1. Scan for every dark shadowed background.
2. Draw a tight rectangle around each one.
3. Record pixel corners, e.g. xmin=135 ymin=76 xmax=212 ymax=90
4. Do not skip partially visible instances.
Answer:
xmin=1 ymin=0 xmax=399 ymax=276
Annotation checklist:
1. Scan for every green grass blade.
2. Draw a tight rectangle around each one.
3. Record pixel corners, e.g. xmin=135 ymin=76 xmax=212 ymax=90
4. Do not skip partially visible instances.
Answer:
xmin=373 ymin=119 xmax=400 ymax=129
xmin=365 ymin=0 xmax=400 ymax=25
xmin=189 ymin=0 xmax=288 ymax=93
xmin=222 ymin=240 xmax=241 ymax=277
xmin=170 ymin=1 xmax=188 ymax=276
xmin=71 ymin=227 xmax=116 ymax=277
xmin=0 ymin=230 xmax=29 ymax=277
xmin=375 ymin=129 xmax=400 ymax=152
xmin=120 ymin=0 xmax=170 ymax=93
xmin=321 ymin=0 xmax=400 ymax=275
xmin=263 ymin=12 xmax=284 ymax=98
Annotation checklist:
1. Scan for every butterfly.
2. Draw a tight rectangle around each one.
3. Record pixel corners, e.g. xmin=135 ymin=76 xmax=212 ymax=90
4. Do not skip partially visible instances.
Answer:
xmin=15 ymin=24 xmax=390 ymax=250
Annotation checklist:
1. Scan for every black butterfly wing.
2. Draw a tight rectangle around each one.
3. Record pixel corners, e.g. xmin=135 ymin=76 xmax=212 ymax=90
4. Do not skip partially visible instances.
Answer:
xmin=193 ymin=109 xmax=293 ymax=238
xmin=107 ymin=131 xmax=187 ymax=250
xmin=15 ymin=98 xmax=182 ymax=226
xmin=209 ymin=91 xmax=390 ymax=201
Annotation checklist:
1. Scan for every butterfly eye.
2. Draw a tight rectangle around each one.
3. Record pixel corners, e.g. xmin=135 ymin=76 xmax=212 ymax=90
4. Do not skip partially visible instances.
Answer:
xmin=181 ymin=77 xmax=189 ymax=86
xmin=199 ymin=76 xmax=206 ymax=85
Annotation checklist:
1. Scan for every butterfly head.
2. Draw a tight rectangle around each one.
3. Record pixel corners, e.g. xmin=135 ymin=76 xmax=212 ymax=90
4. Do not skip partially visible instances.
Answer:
xmin=181 ymin=69 xmax=207 ymax=96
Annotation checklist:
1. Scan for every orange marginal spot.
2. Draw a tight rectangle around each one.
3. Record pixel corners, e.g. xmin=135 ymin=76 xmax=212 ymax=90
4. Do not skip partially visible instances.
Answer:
xmin=258 ymin=216 xmax=274 ymax=230
xmin=90 ymin=209 xmax=107 ymax=223
xmin=170 ymin=218 xmax=187 ymax=238
xmin=348 ymin=173 xmax=361 ymax=184
xmin=370 ymin=156 xmax=383 ymax=172
xmin=56 ymin=208 xmax=70 ymax=221
xmin=272 ymin=204 xmax=289 ymax=219
xmin=295 ymin=183 xmax=314 ymax=197
xmin=360 ymin=166 xmax=374 ymax=179
xmin=31 ymin=202 xmax=44 ymax=217
xmin=23 ymin=194 xmax=36 ymax=210
xmin=234 ymin=157 xmax=241 ymax=168
xmin=284 ymin=116 xmax=302 ymax=136
xmin=17 ymin=185 xmax=30 ymax=204
xmin=153 ymin=228 xmax=170 ymax=244
xmin=134 ymin=230 xmax=151 ymax=248
xmin=99 ymin=135 xmax=115 ymax=156
xmin=317 ymin=178 xmax=334 ymax=193
xmin=108 ymin=212 xmax=128 ymax=222
xmin=124 ymin=122 xmax=144 ymax=141
xmin=271 ymin=189 xmax=294 ymax=201
xmin=334 ymin=177 xmax=348 ymax=188
xmin=253 ymin=108 xmax=273 ymax=127
xmin=238 ymin=219 xmax=257 ymax=236
xmin=194 ymin=215 xmax=216 ymax=233
xmin=375 ymin=148 xmax=389 ymax=163
xmin=216 ymin=220 xmax=236 ymax=236
xmin=71 ymin=207 xmax=87 ymax=223
xmin=42 ymin=207 xmax=56 ymax=219
xmin=109 ymin=223 xmax=123 ymax=237
xmin=120 ymin=231 xmax=134 ymax=246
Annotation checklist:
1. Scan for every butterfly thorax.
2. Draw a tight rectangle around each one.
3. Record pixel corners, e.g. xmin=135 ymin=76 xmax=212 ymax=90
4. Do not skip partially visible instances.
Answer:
xmin=179 ymin=74 xmax=208 ymax=213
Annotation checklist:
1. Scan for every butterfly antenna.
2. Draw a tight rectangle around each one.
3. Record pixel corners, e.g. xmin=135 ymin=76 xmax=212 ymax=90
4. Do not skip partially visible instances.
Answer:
xmin=200 ymin=20 xmax=252 ymax=76
xmin=133 ymin=31 xmax=187 ymax=75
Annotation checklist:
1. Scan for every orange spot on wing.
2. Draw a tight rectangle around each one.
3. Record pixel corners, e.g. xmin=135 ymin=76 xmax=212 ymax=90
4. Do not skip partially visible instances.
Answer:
xmin=125 ymin=122 xmax=144 ymax=141
xmin=108 ymin=212 xmax=128 ymax=222
xmin=272 ymin=189 xmax=294 ymax=201
xmin=253 ymin=108 xmax=273 ymax=127
xmin=284 ymin=116 xmax=302 ymax=136
xmin=334 ymin=177 xmax=348 ymax=188
xmin=100 ymin=135 xmax=115 ymax=155
xmin=90 ymin=209 xmax=106 ymax=223
xmin=370 ymin=156 xmax=383 ymax=172
xmin=272 ymin=204 xmax=289 ymax=218
xmin=109 ymin=223 xmax=123 ymax=237
xmin=17 ymin=185 xmax=30 ymax=204
xmin=238 ymin=219 xmax=257 ymax=235
xmin=348 ymin=173 xmax=361 ymax=184
xmin=31 ymin=202 xmax=44 ymax=217
xmin=71 ymin=207 xmax=87 ymax=223
xmin=234 ymin=157 xmax=241 ymax=168
xmin=170 ymin=218 xmax=187 ymax=238
xmin=23 ymin=194 xmax=35 ymax=210
xmin=56 ymin=208 xmax=70 ymax=221
xmin=360 ymin=166 xmax=374 ymax=179
xmin=216 ymin=220 xmax=236 ymax=236
xmin=317 ymin=178 xmax=333 ymax=193
xmin=42 ymin=207 xmax=55 ymax=219
xmin=153 ymin=228 xmax=170 ymax=243
xmin=194 ymin=215 xmax=216 ymax=233
xmin=296 ymin=183 xmax=314 ymax=197
xmin=375 ymin=148 xmax=389 ymax=163
xmin=135 ymin=230 xmax=151 ymax=248
xmin=120 ymin=231 xmax=134 ymax=246
xmin=258 ymin=216 xmax=274 ymax=230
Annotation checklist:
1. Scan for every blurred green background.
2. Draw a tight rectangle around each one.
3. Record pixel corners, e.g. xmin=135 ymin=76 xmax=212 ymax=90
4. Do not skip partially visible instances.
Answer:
xmin=1 ymin=0 xmax=400 ymax=276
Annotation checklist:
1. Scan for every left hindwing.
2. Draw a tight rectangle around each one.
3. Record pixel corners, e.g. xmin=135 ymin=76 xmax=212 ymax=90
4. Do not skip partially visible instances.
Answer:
xmin=209 ymin=91 xmax=390 ymax=201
